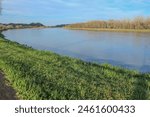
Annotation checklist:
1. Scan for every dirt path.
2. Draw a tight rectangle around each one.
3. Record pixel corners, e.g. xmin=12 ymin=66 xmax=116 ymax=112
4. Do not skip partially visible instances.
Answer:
xmin=0 ymin=72 xmax=18 ymax=100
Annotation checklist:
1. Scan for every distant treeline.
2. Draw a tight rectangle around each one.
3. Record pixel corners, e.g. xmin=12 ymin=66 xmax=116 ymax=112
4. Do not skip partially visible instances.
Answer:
xmin=66 ymin=16 xmax=150 ymax=30
xmin=0 ymin=23 xmax=45 ymax=31
xmin=50 ymin=24 xmax=69 ymax=28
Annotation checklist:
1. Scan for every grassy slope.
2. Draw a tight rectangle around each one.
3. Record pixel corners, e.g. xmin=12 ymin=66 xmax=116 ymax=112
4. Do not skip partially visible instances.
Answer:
xmin=0 ymin=37 xmax=150 ymax=100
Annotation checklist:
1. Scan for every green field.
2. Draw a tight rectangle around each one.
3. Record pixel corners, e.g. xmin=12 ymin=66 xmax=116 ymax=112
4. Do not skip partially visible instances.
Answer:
xmin=0 ymin=35 xmax=150 ymax=100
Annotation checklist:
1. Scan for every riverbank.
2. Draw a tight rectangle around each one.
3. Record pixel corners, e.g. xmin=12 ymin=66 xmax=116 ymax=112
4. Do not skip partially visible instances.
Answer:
xmin=0 ymin=23 xmax=50 ymax=33
xmin=65 ymin=17 xmax=150 ymax=32
xmin=0 ymin=33 xmax=150 ymax=100
xmin=65 ymin=27 xmax=150 ymax=33
xmin=0 ymin=26 xmax=50 ymax=33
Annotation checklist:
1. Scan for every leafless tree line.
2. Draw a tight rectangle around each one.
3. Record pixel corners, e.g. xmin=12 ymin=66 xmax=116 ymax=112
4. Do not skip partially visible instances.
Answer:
xmin=66 ymin=16 xmax=150 ymax=30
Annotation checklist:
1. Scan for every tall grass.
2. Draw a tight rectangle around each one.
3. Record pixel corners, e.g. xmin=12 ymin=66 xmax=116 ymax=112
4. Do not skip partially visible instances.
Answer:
xmin=0 ymin=36 xmax=150 ymax=100
xmin=65 ymin=16 xmax=150 ymax=30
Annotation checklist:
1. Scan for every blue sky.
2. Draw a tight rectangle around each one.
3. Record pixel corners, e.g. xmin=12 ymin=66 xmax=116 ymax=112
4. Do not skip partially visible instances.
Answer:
xmin=0 ymin=0 xmax=150 ymax=25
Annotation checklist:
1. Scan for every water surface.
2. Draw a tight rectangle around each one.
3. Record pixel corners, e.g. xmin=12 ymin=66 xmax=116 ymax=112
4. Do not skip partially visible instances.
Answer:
xmin=3 ymin=28 xmax=150 ymax=72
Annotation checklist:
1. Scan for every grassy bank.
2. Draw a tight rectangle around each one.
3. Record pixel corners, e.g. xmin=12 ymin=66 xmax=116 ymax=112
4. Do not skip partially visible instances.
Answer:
xmin=0 ymin=35 xmax=150 ymax=100
xmin=65 ymin=27 xmax=150 ymax=32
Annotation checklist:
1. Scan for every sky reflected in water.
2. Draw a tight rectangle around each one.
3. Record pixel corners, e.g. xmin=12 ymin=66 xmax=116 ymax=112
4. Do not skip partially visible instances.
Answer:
xmin=3 ymin=28 xmax=150 ymax=72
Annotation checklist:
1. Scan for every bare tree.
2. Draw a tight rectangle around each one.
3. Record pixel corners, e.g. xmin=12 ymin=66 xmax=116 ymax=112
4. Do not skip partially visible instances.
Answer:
xmin=66 ymin=16 xmax=150 ymax=30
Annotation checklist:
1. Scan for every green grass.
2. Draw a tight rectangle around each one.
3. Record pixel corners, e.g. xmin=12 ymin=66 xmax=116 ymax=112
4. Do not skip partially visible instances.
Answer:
xmin=0 ymin=36 xmax=150 ymax=100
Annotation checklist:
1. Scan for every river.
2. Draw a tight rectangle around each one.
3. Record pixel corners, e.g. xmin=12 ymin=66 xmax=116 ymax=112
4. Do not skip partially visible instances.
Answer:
xmin=3 ymin=28 xmax=150 ymax=72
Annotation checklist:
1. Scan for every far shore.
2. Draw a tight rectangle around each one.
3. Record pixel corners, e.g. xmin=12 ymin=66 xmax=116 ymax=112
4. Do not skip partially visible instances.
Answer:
xmin=65 ymin=27 xmax=150 ymax=33
xmin=0 ymin=26 xmax=50 ymax=32
xmin=0 ymin=22 xmax=51 ymax=32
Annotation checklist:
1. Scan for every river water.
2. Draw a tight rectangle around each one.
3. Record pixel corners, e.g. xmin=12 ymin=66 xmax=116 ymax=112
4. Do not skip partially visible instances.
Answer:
xmin=3 ymin=28 xmax=150 ymax=72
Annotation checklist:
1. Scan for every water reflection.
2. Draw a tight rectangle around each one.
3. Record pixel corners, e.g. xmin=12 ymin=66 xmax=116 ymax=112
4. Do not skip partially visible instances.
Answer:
xmin=3 ymin=28 xmax=150 ymax=72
